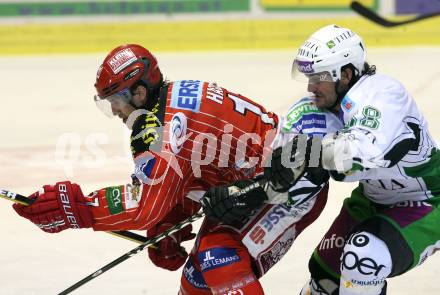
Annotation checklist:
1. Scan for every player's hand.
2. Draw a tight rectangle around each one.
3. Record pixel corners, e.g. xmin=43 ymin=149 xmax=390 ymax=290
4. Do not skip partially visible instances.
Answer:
xmin=201 ymin=179 xmax=268 ymax=225
xmin=265 ymin=135 xmax=320 ymax=192
xmin=13 ymin=181 xmax=93 ymax=233
xmin=147 ymin=206 xmax=196 ymax=271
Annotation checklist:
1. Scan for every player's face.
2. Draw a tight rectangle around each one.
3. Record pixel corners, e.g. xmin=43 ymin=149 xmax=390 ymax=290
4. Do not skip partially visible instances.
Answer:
xmin=307 ymin=69 xmax=352 ymax=110
xmin=108 ymin=85 xmax=147 ymax=123
xmin=110 ymin=98 xmax=135 ymax=123
xmin=307 ymin=80 xmax=338 ymax=109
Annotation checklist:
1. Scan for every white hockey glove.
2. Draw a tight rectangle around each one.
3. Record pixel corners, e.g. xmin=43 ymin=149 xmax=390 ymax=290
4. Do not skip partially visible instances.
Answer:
xmin=321 ymin=132 xmax=354 ymax=173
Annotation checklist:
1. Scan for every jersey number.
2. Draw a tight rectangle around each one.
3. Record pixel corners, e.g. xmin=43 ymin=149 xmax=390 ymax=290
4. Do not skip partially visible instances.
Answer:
xmin=228 ymin=93 xmax=275 ymax=126
xmin=360 ymin=106 xmax=381 ymax=129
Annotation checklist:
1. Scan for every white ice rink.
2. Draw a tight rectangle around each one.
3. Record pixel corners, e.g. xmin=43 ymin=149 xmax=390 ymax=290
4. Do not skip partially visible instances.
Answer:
xmin=1 ymin=48 xmax=439 ymax=294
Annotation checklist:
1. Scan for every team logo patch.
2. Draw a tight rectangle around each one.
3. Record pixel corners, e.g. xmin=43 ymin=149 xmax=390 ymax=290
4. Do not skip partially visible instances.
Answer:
xmin=326 ymin=40 xmax=336 ymax=49
xmin=169 ymin=112 xmax=190 ymax=154
xmin=124 ymin=184 xmax=141 ymax=210
xmin=198 ymin=248 xmax=241 ymax=272
xmin=341 ymin=95 xmax=356 ymax=112
xmin=105 ymin=186 xmax=124 ymax=215
xmin=170 ymin=80 xmax=203 ymax=112
xmin=107 ymin=48 xmax=137 ymax=74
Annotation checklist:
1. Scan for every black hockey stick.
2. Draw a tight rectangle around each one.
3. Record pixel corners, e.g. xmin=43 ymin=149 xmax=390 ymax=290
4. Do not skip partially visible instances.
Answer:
xmin=0 ymin=188 xmax=147 ymax=244
xmin=58 ymin=179 xmax=267 ymax=294
xmin=351 ymin=1 xmax=440 ymax=27
xmin=58 ymin=211 xmax=205 ymax=295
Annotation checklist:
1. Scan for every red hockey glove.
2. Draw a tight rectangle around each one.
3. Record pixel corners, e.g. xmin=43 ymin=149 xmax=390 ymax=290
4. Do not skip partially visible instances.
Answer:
xmin=13 ymin=181 xmax=93 ymax=233
xmin=147 ymin=207 xmax=196 ymax=271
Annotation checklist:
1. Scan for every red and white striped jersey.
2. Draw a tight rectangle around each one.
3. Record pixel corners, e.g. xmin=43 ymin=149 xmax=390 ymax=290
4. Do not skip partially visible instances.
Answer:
xmin=86 ymin=80 xmax=278 ymax=231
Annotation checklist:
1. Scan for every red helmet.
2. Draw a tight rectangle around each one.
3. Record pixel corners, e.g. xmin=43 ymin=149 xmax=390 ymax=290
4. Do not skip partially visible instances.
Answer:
xmin=94 ymin=44 xmax=162 ymax=99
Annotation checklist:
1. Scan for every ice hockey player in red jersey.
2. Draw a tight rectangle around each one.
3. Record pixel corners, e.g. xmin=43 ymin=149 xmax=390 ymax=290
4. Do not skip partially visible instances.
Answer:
xmin=13 ymin=44 xmax=329 ymax=294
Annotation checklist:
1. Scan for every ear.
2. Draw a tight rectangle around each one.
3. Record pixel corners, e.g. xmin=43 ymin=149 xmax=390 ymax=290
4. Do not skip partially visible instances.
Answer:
xmin=340 ymin=68 xmax=353 ymax=86
xmin=137 ymin=85 xmax=147 ymax=97
xmin=133 ymin=85 xmax=148 ymax=107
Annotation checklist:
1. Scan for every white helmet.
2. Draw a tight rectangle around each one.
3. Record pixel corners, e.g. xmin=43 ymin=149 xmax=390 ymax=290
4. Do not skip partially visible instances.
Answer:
xmin=292 ymin=24 xmax=366 ymax=83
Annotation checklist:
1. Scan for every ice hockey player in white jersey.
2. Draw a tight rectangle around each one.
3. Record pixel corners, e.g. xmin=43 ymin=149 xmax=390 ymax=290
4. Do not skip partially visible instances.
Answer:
xmin=203 ymin=24 xmax=440 ymax=295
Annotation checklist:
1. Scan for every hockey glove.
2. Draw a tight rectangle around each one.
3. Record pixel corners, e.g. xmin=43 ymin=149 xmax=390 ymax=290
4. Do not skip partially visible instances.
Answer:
xmin=13 ymin=181 xmax=93 ymax=233
xmin=265 ymin=135 xmax=322 ymax=192
xmin=147 ymin=206 xmax=196 ymax=271
xmin=201 ymin=179 xmax=268 ymax=225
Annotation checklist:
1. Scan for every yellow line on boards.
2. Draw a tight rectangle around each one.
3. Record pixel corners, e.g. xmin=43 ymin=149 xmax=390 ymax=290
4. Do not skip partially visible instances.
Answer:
xmin=0 ymin=17 xmax=439 ymax=55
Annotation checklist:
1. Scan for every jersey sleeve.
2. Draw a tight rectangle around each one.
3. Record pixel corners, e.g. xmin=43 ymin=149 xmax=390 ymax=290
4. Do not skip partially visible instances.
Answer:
xmin=324 ymin=76 xmax=422 ymax=181
xmin=86 ymin=150 xmax=199 ymax=231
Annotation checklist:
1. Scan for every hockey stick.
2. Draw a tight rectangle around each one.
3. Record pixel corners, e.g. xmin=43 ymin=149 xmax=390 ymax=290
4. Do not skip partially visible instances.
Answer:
xmin=58 ymin=211 xmax=205 ymax=295
xmin=0 ymin=188 xmax=147 ymax=244
xmin=351 ymin=1 xmax=440 ymax=27
xmin=58 ymin=179 xmax=267 ymax=294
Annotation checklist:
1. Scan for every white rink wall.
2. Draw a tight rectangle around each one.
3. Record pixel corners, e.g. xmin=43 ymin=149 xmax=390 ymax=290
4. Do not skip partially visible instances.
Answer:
xmin=0 ymin=48 xmax=440 ymax=294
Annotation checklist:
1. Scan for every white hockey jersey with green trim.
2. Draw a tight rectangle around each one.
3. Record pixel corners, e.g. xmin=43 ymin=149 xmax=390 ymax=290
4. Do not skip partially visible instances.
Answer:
xmin=332 ymin=73 xmax=440 ymax=204
xmin=273 ymin=97 xmax=343 ymax=205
